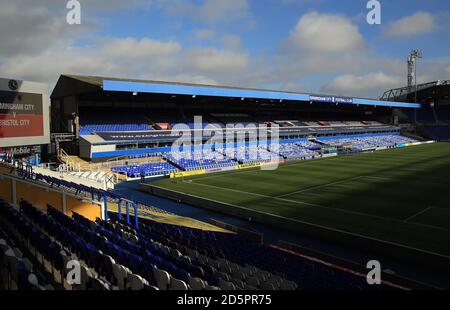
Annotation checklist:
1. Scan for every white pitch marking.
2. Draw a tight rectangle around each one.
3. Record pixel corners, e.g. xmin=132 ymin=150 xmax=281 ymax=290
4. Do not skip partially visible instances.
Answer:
xmin=403 ymin=207 xmax=434 ymax=223
xmin=276 ymin=176 xmax=364 ymax=198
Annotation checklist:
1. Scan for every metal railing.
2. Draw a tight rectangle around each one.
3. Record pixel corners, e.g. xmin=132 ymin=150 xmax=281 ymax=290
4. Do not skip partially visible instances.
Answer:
xmin=380 ymin=80 xmax=450 ymax=101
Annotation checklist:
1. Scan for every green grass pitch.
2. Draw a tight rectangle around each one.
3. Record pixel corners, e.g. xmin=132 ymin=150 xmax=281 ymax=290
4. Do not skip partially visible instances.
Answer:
xmin=153 ymin=143 xmax=450 ymax=257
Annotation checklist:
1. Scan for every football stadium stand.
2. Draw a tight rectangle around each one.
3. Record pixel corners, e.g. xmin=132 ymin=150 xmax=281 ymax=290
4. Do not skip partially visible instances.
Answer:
xmin=223 ymin=145 xmax=277 ymax=164
xmin=79 ymin=111 xmax=154 ymax=136
xmin=1 ymin=193 xmax=392 ymax=290
xmin=436 ymin=106 xmax=450 ymax=121
xmin=164 ymin=150 xmax=237 ymax=171
xmin=106 ymin=133 xmax=418 ymax=178
xmin=112 ymin=162 xmax=178 ymax=178
xmin=1 ymin=157 xmax=400 ymax=291
xmin=421 ymin=125 xmax=450 ymax=141
xmin=278 ymin=141 xmax=319 ymax=160
xmin=415 ymin=105 xmax=450 ymax=141
xmin=382 ymin=80 xmax=450 ymax=141
xmin=318 ymin=135 xmax=418 ymax=151
xmin=0 ymin=206 xmax=55 ymax=290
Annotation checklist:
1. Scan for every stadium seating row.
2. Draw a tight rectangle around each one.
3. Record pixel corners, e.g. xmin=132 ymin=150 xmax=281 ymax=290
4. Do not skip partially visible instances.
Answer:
xmin=1 ymin=168 xmax=394 ymax=290
xmin=78 ymin=109 xmax=386 ymax=135
xmin=164 ymin=150 xmax=237 ymax=171
xmin=110 ymin=134 xmax=419 ymax=177
xmin=112 ymin=162 xmax=178 ymax=178
xmin=0 ymin=209 xmax=54 ymax=290
xmin=319 ymin=135 xmax=418 ymax=150
xmin=224 ymin=146 xmax=278 ymax=164
xmin=6 ymin=198 xmax=296 ymax=290
xmin=79 ymin=113 xmax=154 ymax=136
xmin=278 ymin=142 xmax=319 ymax=160
xmin=110 ymin=214 xmax=387 ymax=290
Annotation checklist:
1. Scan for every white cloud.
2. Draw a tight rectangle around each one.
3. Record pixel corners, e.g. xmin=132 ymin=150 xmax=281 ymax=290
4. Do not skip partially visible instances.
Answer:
xmin=193 ymin=29 xmax=215 ymax=40
xmin=197 ymin=0 xmax=250 ymax=23
xmin=322 ymin=72 xmax=403 ymax=97
xmin=0 ymin=35 xmax=250 ymax=89
xmin=288 ymin=11 xmax=365 ymax=53
xmin=2 ymin=0 xmax=150 ymax=11
xmin=254 ymin=12 xmax=418 ymax=97
xmin=160 ymin=74 xmax=217 ymax=85
xmin=0 ymin=3 xmax=95 ymax=57
xmin=0 ymin=0 xmax=251 ymax=89
xmin=414 ymin=57 xmax=450 ymax=84
xmin=317 ymin=56 xmax=450 ymax=98
xmin=281 ymin=82 xmax=307 ymax=92
xmin=83 ymin=0 xmax=152 ymax=10
xmin=154 ymin=0 xmax=194 ymax=15
xmin=384 ymin=11 xmax=437 ymax=38
xmin=155 ymin=0 xmax=250 ymax=24
xmin=221 ymin=35 xmax=241 ymax=49
xmin=102 ymin=37 xmax=181 ymax=60
xmin=185 ymin=47 xmax=249 ymax=75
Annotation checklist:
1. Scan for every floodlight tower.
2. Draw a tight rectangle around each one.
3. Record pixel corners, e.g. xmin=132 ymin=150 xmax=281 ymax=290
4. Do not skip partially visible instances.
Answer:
xmin=408 ymin=49 xmax=423 ymax=128
xmin=407 ymin=49 xmax=423 ymax=103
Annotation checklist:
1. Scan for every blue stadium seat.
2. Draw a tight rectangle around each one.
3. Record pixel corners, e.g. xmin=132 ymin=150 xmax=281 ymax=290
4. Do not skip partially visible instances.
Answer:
xmin=112 ymin=162 xmax=178 ymax=177
xmin=79 ymin=112 xmax=154 ymax=136
xmin=0 ymin=168 xmax=398 ymax=290
xmin=164 ymin=149 xmax=237 ymax=171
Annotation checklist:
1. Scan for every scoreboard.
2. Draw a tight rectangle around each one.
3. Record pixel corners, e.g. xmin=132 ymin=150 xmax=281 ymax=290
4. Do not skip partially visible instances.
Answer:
xmin=0 ymin=92 xmax=44 ymax=138
xmin=0 ymin=78 xmax=50 ymax=149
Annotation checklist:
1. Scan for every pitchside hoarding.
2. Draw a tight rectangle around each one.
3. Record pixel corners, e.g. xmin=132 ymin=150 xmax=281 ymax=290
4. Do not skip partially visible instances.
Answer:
xmin=0 ymin=78 xmax=50 ymax=148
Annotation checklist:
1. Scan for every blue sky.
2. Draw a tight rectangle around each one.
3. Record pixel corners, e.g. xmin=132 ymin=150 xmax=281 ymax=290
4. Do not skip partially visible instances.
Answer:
xmin=1 ymin=0 xmax=449 ymax=98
